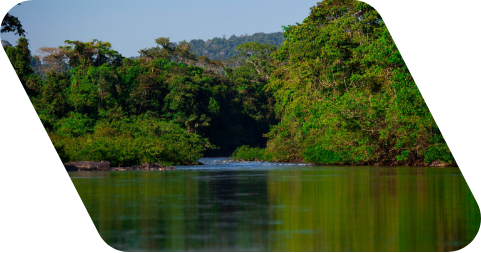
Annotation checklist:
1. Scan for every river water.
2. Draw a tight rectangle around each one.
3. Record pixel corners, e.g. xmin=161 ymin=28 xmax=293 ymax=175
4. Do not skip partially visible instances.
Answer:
xmin=69 ymin=158 xmax=480 ymax=251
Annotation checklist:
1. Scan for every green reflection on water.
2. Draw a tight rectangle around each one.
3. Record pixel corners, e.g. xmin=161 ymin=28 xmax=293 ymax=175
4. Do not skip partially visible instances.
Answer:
xmin=70 ymin=166 xmax=480 ymax=251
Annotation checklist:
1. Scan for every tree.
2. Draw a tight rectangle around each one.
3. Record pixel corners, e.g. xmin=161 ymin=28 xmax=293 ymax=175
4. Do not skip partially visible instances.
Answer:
xmin=5 ymin=38 xmax=41 ymax=97
xmin=139 ymin=37 xmax=196 ymax=64
xmin=61 ymin=39 xmax=124 ymax=68
xmin=1 ymin=4 xmax=26 ymax=37
xmin=37 ymin=46 xmax=71 ymax=74
xmin=39 ymin=71 xmax=71 ymax=119
xmin=236 ymin=42 xmax=278 ymax=81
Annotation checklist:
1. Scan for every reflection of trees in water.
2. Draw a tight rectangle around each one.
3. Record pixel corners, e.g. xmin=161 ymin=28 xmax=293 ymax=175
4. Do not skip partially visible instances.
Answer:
xmin=203 ymin=171 xmax=269 ymax=250
xmin=75 ymin=170 xmax=270 ymax=251
xmin=72 ymin=167 xmax=479 ymax=251
xmin=266 ymin=167 xmax=480 ymax=251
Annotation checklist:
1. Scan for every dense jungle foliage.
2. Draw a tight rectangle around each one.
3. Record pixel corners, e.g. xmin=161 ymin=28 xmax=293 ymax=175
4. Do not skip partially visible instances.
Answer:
xmin=4 ymin=37 xmax=276 ymax=166
xmin=3 ymin=0 xmax=455 ymax=166
xmin=236 ymin=0 xmax=454 ymax=166
xmin=229 ymin=0 xmax=454 ymax=166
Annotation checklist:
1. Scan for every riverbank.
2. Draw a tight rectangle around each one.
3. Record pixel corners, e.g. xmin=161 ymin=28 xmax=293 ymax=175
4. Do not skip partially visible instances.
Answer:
xmin=64 ymin=156 xmax=454 ymax=173
xmin=64 ymin=161 xmax=177 ymax=172
xmin=231 ymin=158 xmax=455 ymax=167
xmin=230 ymin=146 xmax=456 ymax=167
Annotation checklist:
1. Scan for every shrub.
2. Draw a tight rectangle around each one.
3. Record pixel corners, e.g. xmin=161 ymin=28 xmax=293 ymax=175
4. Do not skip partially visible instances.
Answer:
xmin=231 ymin=145 xmax=266 ymax=161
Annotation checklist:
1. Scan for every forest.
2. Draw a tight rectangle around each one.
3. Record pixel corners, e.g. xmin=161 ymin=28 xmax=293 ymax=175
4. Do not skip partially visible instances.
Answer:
xmin=189 ymin=32 xmax=285 ymax=61
xmin=2 ymin=0 xmax=455 ymax=166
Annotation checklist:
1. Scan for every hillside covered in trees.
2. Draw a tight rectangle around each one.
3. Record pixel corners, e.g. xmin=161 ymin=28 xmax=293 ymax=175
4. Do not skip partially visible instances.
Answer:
xmin=189 ymin=32 xmax=285 ymax=61
xmin=3 ymin=0 xmax=455 ymax=166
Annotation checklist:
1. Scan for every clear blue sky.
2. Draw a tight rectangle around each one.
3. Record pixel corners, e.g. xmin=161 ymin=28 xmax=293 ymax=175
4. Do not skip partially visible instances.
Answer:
xmin=1 ymin=0 xmax=318 ymax=57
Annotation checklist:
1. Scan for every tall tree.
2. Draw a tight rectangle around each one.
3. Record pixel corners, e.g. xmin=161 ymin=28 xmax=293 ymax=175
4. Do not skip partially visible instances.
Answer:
xmin=5 ymin=38 xmax=41 ymax=97
xmin=1 ymin=4 xmax=26 ymax=37
xmin=61 ymin=39 xmax=124 ymax=68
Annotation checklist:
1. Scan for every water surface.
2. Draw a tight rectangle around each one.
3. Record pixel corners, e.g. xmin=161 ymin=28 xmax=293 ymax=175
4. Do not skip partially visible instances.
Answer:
xmin=69 ymin=158 xmax=480 ymax=251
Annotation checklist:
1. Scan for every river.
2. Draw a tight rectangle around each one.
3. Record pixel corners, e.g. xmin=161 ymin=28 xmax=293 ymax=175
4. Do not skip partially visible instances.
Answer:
xmin=69 ymin=157 xmax=480 ymax=251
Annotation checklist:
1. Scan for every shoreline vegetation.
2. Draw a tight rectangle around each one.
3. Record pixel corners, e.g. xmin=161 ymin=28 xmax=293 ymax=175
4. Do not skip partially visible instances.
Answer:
xmin=229 ymin=145 xmax=458 ymax=167
xmin=3 ymin=0 xmax=456 ymax=167
xmin=230 ymin=145 xmax=453 ymax=167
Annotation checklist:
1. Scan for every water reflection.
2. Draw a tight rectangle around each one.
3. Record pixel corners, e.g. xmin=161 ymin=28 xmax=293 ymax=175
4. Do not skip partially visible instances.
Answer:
xmin=70 ymin=160 xmax=480 ymax=251
xmin=69 ymin=171 xmax=111 ymax=178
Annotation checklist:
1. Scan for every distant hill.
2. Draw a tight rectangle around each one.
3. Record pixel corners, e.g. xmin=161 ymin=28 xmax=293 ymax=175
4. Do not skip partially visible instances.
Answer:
xmin=189 ymin=32 xmax=285 ymax=61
